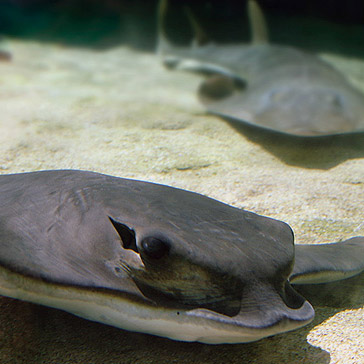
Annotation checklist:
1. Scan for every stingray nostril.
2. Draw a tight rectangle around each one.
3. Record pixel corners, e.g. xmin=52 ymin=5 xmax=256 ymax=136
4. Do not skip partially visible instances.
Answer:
xmin=280 ymin=282 xmax=306 ymax=309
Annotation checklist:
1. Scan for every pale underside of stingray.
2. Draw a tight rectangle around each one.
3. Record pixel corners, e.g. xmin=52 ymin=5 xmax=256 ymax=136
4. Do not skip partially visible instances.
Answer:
xmin=158 ymin=0 xmax=364 ymax=137
xmin=0 ymin=170 xmax=363 ymax=344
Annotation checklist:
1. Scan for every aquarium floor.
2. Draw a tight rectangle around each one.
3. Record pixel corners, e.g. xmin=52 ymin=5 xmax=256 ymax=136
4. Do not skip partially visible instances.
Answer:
xmin=0 ymin=39 xmax=363 ymax=364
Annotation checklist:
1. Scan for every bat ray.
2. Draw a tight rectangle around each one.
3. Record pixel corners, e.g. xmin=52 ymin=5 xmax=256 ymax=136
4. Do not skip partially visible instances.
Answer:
xmin=0 ymin=170 xmax=363 ymax=344
xmin=158 ymin=0 xmax=364 ymax=137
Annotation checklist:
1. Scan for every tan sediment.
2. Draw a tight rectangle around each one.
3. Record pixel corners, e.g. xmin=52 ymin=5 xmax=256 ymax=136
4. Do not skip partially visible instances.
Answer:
xmin=0 ymin=40 xmax=363 ymax=363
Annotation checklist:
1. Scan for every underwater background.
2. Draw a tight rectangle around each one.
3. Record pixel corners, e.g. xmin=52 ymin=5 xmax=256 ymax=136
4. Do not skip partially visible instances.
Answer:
xmin=0 ymin=1 xmax=363 ymax=363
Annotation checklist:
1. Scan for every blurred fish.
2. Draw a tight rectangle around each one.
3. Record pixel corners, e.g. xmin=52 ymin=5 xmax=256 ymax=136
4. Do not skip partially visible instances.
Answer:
xmin=158 ymin=0 xmax=364 ymax=137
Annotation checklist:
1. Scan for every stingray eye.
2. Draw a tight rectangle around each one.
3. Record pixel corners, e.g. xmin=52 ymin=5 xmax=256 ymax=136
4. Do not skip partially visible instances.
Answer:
xmin=141 ymin=237 xmax=169 ymax=259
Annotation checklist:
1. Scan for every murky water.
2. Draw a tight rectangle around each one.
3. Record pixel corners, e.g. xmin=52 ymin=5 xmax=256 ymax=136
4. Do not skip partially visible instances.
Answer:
xmin=0 ymin=1 xmax=363 ymax=363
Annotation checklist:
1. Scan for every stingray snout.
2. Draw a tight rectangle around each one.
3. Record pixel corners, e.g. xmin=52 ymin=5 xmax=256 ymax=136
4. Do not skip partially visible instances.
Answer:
xmin=185 ymin=280 xmax=315 ymax=344
xmin=235 ymin=281 xmax=314 ymax=328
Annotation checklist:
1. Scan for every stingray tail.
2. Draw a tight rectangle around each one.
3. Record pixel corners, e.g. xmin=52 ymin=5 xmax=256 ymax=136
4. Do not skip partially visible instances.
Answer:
xmin=183 ymin=6 xmax=210 ymax=47
xmin=158 ymin=0 xmax=269 ymax=51
xmin=290 ymin=236 xmax=364 ymax=284
xmin=157 ymin=0 xmax=210 ymax=54
xmin=156 ymin=0 xmax=176 ymax=56
xmin=247 ymin=0 xmax=269 ymax=44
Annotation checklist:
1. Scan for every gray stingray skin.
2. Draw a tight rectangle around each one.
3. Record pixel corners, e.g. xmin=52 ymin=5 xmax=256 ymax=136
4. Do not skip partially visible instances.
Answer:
xmin=0 ymin=170 xmax=363 ymax=344
xmin=158 ymin=0 xmax=364 ymax=137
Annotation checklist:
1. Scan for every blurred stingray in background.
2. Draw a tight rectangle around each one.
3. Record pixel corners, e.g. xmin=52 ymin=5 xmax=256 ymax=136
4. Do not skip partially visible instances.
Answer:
xmin=158 ymin=0 xmax=364 ymax=137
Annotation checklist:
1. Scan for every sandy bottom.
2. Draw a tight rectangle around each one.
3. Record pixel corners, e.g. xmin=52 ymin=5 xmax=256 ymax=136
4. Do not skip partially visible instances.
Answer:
xmin=0 ymin=39 xmax=363 ymax=364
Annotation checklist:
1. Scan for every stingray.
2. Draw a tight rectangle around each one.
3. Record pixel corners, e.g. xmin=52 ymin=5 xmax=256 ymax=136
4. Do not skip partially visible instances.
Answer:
xmin=0 ymin=170 xmax=363 ymax=344
xmin=157 ymin=0 xmax=364 ymax=137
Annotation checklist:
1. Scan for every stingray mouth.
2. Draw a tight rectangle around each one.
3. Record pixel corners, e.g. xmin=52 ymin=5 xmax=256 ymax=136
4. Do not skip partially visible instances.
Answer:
xmin=129 ymin=272 xmax=314 ymax=344
xmin=118 ymin=252 xmax=244 ymax=317
xmin=183 ymin=285 xmax=314 ymax=344
xmin=115 ymin=240 xmax=309 ymax=327
xmin=118 ymin=254 xmax=314 ymax=338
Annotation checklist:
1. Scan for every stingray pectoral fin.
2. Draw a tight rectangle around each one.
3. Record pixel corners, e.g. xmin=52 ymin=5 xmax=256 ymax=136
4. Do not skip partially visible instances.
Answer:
xmin=203 ymin=92 xmax=255 ymax=125
xmin=290 ymin=237 xmax=364 ymax=284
